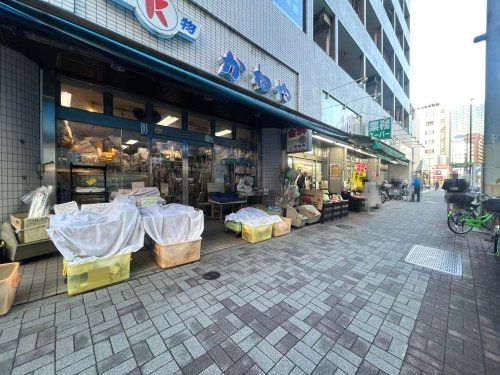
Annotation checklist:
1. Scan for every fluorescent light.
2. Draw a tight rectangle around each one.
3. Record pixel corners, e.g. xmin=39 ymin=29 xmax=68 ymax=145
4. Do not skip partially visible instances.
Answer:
xmin=125 ymin=139 xmax=138 ymax=145
xmin=215 ymin=129 xmax=232 ymax=137
xmin=121 ymin=145 xmax=129 ymax=149
xmin=61 ymin=91 xmax=72 ymax=107
xmin=157 ymin=116 xmax=179 ymax=126
xmin=312 ymin=134 xmax=335 ymax=144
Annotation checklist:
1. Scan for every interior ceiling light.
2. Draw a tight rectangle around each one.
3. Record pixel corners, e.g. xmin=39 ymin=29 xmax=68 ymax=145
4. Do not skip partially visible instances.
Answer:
xmin=157 ymin=116 xmax=179 ymax=126
xmin=125 ymin=139 xmax=139 ymax=145
xmin=215 ymin=129 xmax=232 ymax=137
xmin=60 ymin=91 xmax=72 ymax=107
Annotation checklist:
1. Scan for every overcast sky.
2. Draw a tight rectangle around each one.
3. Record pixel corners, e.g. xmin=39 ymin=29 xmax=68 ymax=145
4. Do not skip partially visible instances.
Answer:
xmin=410 ymin=0 xmax=487 ymax=107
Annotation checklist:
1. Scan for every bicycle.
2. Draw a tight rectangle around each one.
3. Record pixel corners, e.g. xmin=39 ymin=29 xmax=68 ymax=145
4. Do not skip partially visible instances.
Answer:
xmin=447 ymin=193 xmax=500 ymax=253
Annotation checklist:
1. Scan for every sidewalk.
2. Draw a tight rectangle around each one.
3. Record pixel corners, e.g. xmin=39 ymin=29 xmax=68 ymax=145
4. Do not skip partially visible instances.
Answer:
xmin=0 ymin=191 xmax=499 ymax=374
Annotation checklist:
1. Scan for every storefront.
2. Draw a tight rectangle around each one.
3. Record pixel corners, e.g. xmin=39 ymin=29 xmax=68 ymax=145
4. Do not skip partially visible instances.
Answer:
xmin=55 ymin=79 xmax=258 ymax=209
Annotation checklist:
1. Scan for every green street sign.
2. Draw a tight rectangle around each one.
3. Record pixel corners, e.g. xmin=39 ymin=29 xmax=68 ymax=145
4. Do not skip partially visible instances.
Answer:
xmin=368 ymin=118 xmax=392 ymax=140
xmin=451 ymin=162 xmax=473 ymax=168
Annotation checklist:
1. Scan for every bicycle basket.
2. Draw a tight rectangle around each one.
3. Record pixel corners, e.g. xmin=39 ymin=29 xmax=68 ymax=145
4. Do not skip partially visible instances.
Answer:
xmin=483 ymin=198 xmax=500 ymax=215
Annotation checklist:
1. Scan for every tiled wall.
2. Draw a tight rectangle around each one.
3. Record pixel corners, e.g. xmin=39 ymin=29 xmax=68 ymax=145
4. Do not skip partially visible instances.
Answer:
xmin=260 ymin=128 xmax=285 ymax=205
xmin=38 ymin=0 xmax=409 ymax=127
xmin=0 ymin=46 xmax=41 ymax=223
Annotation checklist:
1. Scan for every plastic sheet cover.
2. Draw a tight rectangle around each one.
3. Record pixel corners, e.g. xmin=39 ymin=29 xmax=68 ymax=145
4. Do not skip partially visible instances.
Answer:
xmin=110 ymin=187 xmax=166 ymax=205
xmin=225 ymin=207 xmax=283 ymax=227
xmin=47 ymin=198 xmax=144 ymax=264
xmin=140 ymin=204 xmax=204 ymax=246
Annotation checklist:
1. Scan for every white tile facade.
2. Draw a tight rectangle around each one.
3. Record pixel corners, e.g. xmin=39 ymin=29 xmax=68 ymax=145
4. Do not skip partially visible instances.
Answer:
xmin=0 ymin=46 xmax=41 ymax=223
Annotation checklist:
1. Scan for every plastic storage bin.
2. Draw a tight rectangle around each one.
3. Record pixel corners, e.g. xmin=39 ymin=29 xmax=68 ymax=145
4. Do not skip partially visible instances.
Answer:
xmin=272 ymin=217 xmax=292 ymax=237
xmin=224 ymin=220 xmax=242 ymax=234
xmin=154 ymin=239 xmax=201 ymax=269
xmin=65 ymin=253 xmax=131 ymax=296
xmin=10 ymin=213 xmax=49 ymax=244
xmin=298 ymin=205 xmax=321 ymax=224
xmin=0 ymin=262 xmax=20 ymax=315
xmin=242 ymin=224 xmax=273 ymax=243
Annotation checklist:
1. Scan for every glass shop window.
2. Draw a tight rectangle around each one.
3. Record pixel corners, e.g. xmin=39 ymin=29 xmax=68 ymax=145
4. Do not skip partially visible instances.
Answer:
xmin=188 ymin=114 xmax=211 ymax=134
xmin=214 ymin=145 xmax=257 ymax=192
xmin=113 ymin=96 xmax=146 ymax=120
xmin=236 ymin=126 xmax=252 ymax=142
xmin=60 ymin=82 xmax=104 ymax=113
xmin=154 ymin=106 xmax=182 ymax=129
xmin=55 ymin=120 xmax=150 ymax=203
xmin=215 ymin=121 xmax=233 ymax=139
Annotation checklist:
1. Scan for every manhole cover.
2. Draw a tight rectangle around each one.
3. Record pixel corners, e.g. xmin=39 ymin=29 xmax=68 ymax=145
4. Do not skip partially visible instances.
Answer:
xmin=405 ymin=245 xmax=462 ymax=275
xmin=203 ymin=271 xmax=221 ymax=280
xmin=336 ymin=224 xmax=354 ymax=230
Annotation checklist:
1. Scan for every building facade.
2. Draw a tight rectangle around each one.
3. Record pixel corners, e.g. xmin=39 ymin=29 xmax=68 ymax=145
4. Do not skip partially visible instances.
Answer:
xmin=0 ymin=0 xmax=412 ymax=221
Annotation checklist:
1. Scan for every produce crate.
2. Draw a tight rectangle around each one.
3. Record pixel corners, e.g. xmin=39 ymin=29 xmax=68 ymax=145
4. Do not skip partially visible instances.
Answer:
xmin=10 ymin=213 xmax=49 ymax=244
xmin=154 ymin=239 xmax=201 ymax=269
xmin=286 ymin=207 xmax=307 ymax=228
xmin=272 ymin=217 xmax=292 ymax=237
xmin=298 ymin=205 xmax=321 ymax=224
xmin=64 ymin=253 xmax=131 ymax=296
xmin=224 ymin=220 xmax=242 ymax=234
xmin=242 ymin=224 xmax=272 ymax=243
xmin=0 ymin=262 xmax=20 ymax=316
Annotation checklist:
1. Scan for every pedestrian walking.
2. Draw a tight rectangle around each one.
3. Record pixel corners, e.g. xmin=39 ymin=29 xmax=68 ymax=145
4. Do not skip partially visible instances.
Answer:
xmin=412 ymin=175 xmax=421 ymax=202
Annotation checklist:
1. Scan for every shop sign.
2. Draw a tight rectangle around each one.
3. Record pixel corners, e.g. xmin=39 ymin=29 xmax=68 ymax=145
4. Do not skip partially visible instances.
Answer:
xmin=112 ymin=0 xmax=201 ymax=42
xmin=216 ymin=53 xmax=291 ymax=104
xmin=368 ymin=118 xmax=392 ymax=140
xmin=287 ymin=128 xmax=312 ymax=153
xmin=218 ymin=51 xmax=246 ymax=83
xmin=329 ymin=164 xmax=341 ymax=179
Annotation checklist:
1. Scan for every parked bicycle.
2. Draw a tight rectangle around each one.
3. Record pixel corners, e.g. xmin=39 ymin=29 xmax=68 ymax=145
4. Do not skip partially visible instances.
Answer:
xmin=447 ymin=193 xmax=500 ymax=253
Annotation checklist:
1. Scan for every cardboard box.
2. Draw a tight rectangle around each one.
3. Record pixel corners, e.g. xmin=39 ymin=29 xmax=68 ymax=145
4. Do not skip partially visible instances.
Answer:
xmin=10 ymin=213 xmax=49 ymax=244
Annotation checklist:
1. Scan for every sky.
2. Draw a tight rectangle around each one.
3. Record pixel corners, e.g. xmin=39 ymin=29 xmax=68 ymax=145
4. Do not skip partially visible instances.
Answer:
xmin=410 ymin=0 xmax=487 ymax=108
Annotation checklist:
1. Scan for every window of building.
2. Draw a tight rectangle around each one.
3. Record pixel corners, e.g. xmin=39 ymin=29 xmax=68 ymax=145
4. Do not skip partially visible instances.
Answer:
xmin=425 ymin=130 xmax=434 ymax=135
xmin=425 ymin=149 xmax=434 ymax=154
xmin=188 ymin=115 xmax=211 ymax=134
xmin=154 ymin=106 xmax=182 ymax=128
xmin=60 ymin=82 xmax=104 ymax=113
xmin=113 ymin=96 xmax=146 ymax=120
xmin=273 ymin=0 xmax=305 ymax=31
xmin=236 ymin=126 xmax=253 ymax=142
xmin=313 ymin=2 xmax=335 ymax=58
xmin=425 ymin=140 xmax=434 ymax=145
xmin=426 ymin=121 xmax=434 ymax=127
xmin=215 ymin=121 xmax=233 ymax=139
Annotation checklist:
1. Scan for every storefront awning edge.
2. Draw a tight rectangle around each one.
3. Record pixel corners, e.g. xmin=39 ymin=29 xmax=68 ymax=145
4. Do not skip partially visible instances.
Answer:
xmin=0 ymin=0 xmax=349 ymax=142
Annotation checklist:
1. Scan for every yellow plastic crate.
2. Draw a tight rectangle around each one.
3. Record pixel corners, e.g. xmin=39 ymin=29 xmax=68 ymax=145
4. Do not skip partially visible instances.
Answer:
xmin=242 ymin=224 xmax=273 ymax=243
xmin=64 ymin=253 xmax=131 ymax=296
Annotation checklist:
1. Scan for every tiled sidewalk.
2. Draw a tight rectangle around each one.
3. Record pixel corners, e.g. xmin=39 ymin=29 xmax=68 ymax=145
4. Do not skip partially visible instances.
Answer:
xmin=0 ymin=191 xmax=499 ymax=374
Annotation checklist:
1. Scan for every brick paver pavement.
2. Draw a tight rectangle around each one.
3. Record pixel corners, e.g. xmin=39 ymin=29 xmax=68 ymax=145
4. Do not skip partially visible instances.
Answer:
xmin=1 ymin=190 xmax=499 ymax=374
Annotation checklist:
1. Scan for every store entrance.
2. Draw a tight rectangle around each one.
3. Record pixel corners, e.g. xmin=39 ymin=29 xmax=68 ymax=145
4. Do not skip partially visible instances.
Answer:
xmin=152 ymin=138 xmax=213 ymax=208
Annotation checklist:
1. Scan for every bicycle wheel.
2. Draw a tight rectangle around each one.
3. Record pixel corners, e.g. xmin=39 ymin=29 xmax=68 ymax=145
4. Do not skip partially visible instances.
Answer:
xmin=447 ymin=211 xmax=473 ymax=234
xmin=381 ymin=193 xmax=387 ymax=204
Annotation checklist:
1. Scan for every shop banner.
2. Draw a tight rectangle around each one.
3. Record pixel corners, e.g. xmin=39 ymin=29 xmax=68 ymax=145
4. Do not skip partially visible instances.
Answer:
xmin=329 ymin=164 xmax=341 ymax=179
xmin=355 ymin=162 xmax=368 ymax=174
xmin=368 ymin=118 xmax=392 ymax=140
xmin=287 ymin=128 xmax=312 ymax=153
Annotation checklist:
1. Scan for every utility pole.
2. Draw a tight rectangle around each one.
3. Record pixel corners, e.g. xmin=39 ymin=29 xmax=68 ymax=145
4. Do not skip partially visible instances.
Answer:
xmin=475 ymin=0 xmax=500 ymax=196
xmin=469 ymin=99 xmax=473 ymax=187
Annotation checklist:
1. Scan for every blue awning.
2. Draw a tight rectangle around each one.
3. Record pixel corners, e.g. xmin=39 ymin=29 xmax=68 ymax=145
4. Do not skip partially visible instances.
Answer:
xmin=0 ymin=0 xmax=350 ymax=141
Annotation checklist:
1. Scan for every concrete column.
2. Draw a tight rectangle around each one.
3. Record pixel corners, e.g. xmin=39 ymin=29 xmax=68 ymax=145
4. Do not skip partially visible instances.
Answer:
xmin=483 ymin=0 xmax=500 ymax=195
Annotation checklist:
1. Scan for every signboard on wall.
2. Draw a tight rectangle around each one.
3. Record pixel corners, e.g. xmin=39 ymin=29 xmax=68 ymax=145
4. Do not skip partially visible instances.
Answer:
xmin=287 ymin=128 xmax=312 ymax=153
xmin=111 ymin=0 xmax=201 ymax=41
xmin=368 ymin=118 xmax=392 ymax=140
xmin=329 ymin=164 xmax=341 ymax=179
xmin=273 ymin=0 xmax=304 ymax=29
